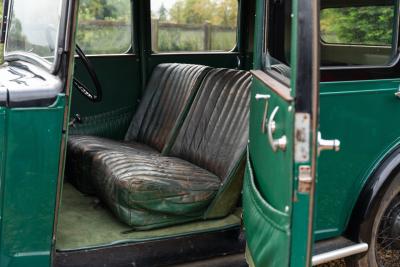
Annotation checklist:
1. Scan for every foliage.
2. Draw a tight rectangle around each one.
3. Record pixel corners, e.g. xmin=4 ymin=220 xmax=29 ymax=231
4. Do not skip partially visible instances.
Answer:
xmin=153 ymin=0 xmax=238 ymax=52
xmin=155 ymin=26 xmax=236 ymax=52
xmin=167 ymin=0 xmax=238 ymax=27
xmin=158 ymin=4 xmax=168 ymax=22
xmin=321 ymin=6 xmax=394 ymax=46
xmin=77 ymin=0 xmax=132 ymax=54
xmin=0 ymin=0 xmax=397 ymax=57
xmin=79 ymin=0 xmax=131 ymax=21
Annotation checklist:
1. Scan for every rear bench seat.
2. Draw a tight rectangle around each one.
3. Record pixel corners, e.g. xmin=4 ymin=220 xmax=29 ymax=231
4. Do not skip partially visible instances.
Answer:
xmin=66 ymin=63 xmax=210 ymax=193
xmin=66 ymin=64 xmax=251 ymax=230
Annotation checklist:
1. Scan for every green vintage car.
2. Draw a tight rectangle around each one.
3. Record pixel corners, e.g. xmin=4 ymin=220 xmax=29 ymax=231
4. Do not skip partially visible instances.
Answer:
xmin=0 ymin=0 xmax=399 ymax=266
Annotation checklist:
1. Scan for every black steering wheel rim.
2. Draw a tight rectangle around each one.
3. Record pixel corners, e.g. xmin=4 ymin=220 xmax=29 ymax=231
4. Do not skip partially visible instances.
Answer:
xmin=73 ymin=44 xmax=103 ymax=103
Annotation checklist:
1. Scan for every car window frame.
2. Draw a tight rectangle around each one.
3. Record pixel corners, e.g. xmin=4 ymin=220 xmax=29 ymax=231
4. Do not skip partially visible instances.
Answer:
xmin=261 ymin=0 xmax=292 ymax=87
xmin=3 ymin=0 xmax=67 ymax=74
xmin=320 ymin=1 xmax=400 ymax=70
xmin=149 ymin=0 xmax=241 ymax=55
xmin=75 ymin=0 xmax=135 ymax=56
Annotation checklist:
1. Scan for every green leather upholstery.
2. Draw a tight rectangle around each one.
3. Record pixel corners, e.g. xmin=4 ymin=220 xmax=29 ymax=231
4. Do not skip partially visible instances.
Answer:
xmin=170 ymin=69 xmax=251 ymax=180
xmin=66 ymin=136 xmax=157 ymax=194
xmin=66 ymin=64 xmax=251 ymax=230
xmin=170 ymin=69 xmax=251 ymax=218
xmin=125 ymin=63 xmax=210 ymax=151
xmin=67 ymin=63 xmax=209 ymax=194
xmin=243 ymin=154 xmax=290 ymax=266
xmin=91 ymin=151 xmax=220 ymax=229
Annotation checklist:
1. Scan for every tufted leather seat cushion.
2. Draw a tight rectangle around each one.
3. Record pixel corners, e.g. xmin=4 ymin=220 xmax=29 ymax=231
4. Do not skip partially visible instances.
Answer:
xmin=87 ymin=68 xmax=251 ymax=229
xmin=67 ymin=63 xmax=210 ymax=193
xmin=91 ymin=151 xmax=221 ymax=229
xmin=66 ymin=136 xmax=158 ymax=194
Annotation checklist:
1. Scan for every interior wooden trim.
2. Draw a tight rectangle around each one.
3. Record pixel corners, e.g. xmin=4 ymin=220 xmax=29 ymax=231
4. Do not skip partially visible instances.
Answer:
xmin=251 ymin=70 xmax=293 ymax=101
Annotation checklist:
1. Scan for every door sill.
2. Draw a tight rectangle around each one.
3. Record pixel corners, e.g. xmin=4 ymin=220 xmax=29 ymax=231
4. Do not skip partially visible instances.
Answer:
xmin=54 ymin=228 xmax=245 ymax=267
xmin=312 ymin=237 xmax=368 ymax=265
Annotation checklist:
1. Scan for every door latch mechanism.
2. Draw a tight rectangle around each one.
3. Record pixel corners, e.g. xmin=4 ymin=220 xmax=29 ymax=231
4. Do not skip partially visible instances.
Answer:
xmin=298 ymin=165 xmax=312 ymax=193
xmin=318 ymin=132 xmax=340 ymax=154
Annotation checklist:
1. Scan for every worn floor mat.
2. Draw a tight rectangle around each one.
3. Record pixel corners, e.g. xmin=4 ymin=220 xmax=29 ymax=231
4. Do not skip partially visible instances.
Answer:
xmin=56 ymin=183 xmax=241 ymax=251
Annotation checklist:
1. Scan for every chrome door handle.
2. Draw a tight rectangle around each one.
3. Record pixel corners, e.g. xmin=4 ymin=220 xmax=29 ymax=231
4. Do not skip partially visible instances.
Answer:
xmin=395 ymin=86 xmax=400 ymax=98
xmin=255 ymin=94 xmax=271 ymax=133
xmin=318 ymin=132 xmax=341 ymax=154
xmin=268 ymin=107 xmax=287 ymax=152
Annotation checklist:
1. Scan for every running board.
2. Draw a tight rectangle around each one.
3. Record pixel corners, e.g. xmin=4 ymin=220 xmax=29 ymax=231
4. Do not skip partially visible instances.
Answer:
xmin=312 ymin=237 xmax=368 ymax=266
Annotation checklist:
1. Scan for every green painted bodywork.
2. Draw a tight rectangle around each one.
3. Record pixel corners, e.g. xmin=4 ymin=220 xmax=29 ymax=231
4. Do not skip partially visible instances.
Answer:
xmin=315 ymin=79 xmax=400 ymax=240
xmin=244 ymin=0 xmax=316 ymax=266
xmin=248 ymin=0 xmax=400 ymax=261
xmin=0 ymin=0 xmax=399 ymax=266
xmin=249 ymin=79 xmax=294 ymax=212
xmin=0 ymin=96 xmax=65 ymax=267
xmin=244 ymin=79 xmax=295 ymax=266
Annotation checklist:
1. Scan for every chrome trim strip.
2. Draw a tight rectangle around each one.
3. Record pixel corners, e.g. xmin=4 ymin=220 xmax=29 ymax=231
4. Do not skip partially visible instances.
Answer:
xmin=312 ymin=243 xmax=369 ymax=266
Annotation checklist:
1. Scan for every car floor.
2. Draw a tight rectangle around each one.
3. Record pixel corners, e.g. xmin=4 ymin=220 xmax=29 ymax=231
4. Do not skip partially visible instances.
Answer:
xmin=56 ymin=183 xmax=242 ymax=251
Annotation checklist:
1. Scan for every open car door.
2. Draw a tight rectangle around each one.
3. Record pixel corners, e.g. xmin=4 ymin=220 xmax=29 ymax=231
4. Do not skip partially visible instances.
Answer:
xmin=243 ymin=1 xmax=325 ymax=266
xmin=0 ymin=0 xmax=78 ymax=265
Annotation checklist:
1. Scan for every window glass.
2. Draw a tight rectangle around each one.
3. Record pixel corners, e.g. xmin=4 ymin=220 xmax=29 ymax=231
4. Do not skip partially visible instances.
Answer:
xmin=5 ymin=0 xmax=63 ymax=64
xmin=321 ymin=6 xmax=394 ymax=46
xmin=151 ymin=0 xmax=238 ymax=53
xmin=320 ymin=5 xmax=397 ymax=66
xmin=77 ymin=0 xmax=132 ymax=55
xmin=262 ymin=0 xmax=292 ymax=84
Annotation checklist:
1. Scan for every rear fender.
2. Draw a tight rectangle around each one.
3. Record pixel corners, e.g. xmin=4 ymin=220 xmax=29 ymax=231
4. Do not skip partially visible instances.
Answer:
xmin=347 ymin=145 xmax=400 ymax=240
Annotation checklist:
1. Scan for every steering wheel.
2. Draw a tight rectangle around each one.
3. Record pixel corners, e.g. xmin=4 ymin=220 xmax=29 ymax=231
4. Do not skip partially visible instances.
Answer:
xmin=73 ymin=44 xmax=103 ymax=103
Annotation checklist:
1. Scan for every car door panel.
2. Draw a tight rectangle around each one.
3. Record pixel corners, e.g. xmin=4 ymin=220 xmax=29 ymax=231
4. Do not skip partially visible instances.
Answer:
xmin=243 ymin=0 xmax=320 ymax=266
xmin=70 ymin=55 xmax=141 ymax=139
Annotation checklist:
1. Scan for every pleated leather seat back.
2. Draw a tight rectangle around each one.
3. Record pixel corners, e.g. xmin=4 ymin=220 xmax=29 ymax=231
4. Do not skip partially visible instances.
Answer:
xmin=125 ymin=64 xmax=210 ymax=152
xmin=170 ymin=68 xmax=251 ymax=181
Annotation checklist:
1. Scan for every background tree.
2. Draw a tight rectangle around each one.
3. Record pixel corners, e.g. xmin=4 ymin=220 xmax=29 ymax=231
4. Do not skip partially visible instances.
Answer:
xmin=0 ymin=0 xmax=395 ymax=55
xmin=170 ymin=0 xmax=213 ymax=24
xmin=169 ymin=0 xmax=237 ymax=26
xmin=158 ymin=4 xmax=168 ymax=22
xmin=79 ymin=0 xmax=130 ymax=21
xmin=321 ymin=6 xmax=394 ymax=45
xmin=214 ymin=0 xmax=238 ymax=27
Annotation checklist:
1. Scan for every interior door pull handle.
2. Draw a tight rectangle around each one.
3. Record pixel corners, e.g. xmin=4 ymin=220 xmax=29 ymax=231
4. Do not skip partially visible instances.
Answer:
xmin=255 ymin=94 xmax=271 ymax=133
xmin=268 ymin=107 xmax=287 ymax=152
